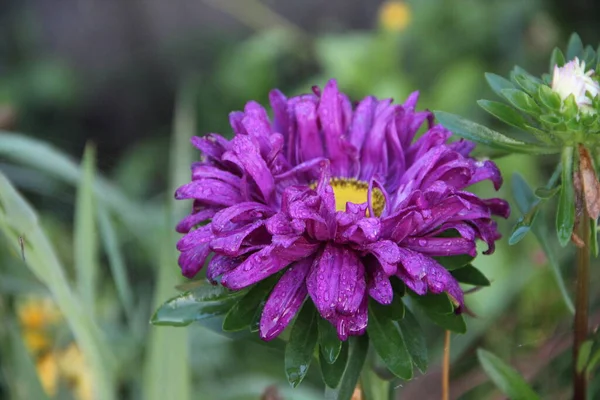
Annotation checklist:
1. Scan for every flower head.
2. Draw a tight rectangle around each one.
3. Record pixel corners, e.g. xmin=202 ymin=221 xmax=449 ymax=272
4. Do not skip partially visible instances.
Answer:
xmin=552 ymin=57 xmax=600 ymax=113
xmin=175 ymin=80 xmax=509 ymax=341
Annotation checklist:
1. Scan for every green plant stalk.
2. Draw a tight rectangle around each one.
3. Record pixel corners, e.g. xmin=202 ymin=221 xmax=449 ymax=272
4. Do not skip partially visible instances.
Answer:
xmin=574 ymin=208 xmax=590 ymax=400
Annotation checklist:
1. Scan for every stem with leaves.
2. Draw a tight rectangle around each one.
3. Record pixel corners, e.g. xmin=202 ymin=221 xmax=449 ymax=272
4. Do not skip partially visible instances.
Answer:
xmin=574 ymin=207 xmax=590 ymax=400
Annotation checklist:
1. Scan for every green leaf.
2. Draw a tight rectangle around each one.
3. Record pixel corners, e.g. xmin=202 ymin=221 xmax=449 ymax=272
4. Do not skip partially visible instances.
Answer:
xmin=285 ymin=301 xmax=319 ymax=387
xmin=537 ymin=85 xmax=562 ymax=111
xmin=222 ymin=277 xmax=276 ymax=332
xmin=485 ymin=72 xmax=516 ymax=98
xmin=511 ymin=73 xmax=540 ymax=96
xmin=512 ymin=173 xmax=575 ymax=314
xmin=566 ymin=33 xmax=584 ymax=60
xmin=425 ymin=312 xmax=467 ymax=333
xmin=398 ymin=308 xmax=428 ymax=373
xmin=320 ymin=342 xmax=349 ymax=388
xmin=500 ymin=89 xmax=541 ymax=116
xmin=557 ymin=146 xmax=575 ymax=247
xmin=477 ymin=100 xmax=529 ymax=130
xmin=318 ymin=317 xmax=343 ymax=364
xmin=451 ymin=265 xmax=491 ymax=286
xmin=434 ymin=254 xmax=475 ymax=271
xmin=586 ymin=346 xmax=600 ymax=375
xmin=434 ymin=111 xmax=557 ymax=155
xmin=367 ymin=301 xmax=413 ymax=379
xmin=577 ymin=340 xmax=594 ymax=373
xmin=74 ymin=143 xmax=98 ymax=315
xmin=549 ymin=48 xmax=566 ymax=72
xmin=324 ymin=335 xmax=369 ymax=400
xmin=508 ymin=199 xmax=542 ymax=245
xmin=411 ymin=293 xmax=454 ymax=314
xmin=477 ymin=349 xmax=540 ymax=400
xmin=97 ymin=205 xmax=135 ymax=322
xmin=151 ymin=284 xmax=242 ymax=326
xmin=535 ymin=185 xmax=561 ymax=199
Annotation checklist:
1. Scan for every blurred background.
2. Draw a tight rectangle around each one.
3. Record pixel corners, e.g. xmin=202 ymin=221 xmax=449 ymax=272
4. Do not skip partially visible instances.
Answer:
xmin=0 ymin=0 xmax=599 ymax=399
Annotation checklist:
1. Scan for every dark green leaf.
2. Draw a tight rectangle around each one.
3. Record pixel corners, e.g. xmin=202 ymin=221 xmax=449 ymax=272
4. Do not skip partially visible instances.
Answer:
xmin=222 ymin=278 xmax=276 ymax=332
xmin=424 ymin=311 xmax=467 ymax=334
xmin=485 ymin=72 xmax=516 ymax=98
xmin=285 ymin=301 xmax=319 ymax=387
xmin=324 ymin=335 xmax=369 ymax=400
xmin=434 ymin=111 xmax=557 ymax=155
xmin=411 ymin=293 xmax=454 ymax=314
xmin=398 ymin=308 xmax=428 ymax=373
xmin=318 ymin=317 xmax=343 ymax=364
xmin=477 ymin=100 xmax=529 ymax=130
xmin=151 ymin=283 xmax=241 ymax=326
xmin=557 ymin=146 xmax=575 ymax=247
xmin=477 ymin=349 xmax=540 ymax=400
xmin=566 ymin=33 xmax=584 ymax=60
xmin=451 ymin=265 xmax=491 ymax=286
xmin=367 ymin=301 xmax=413 ymax=379
xmin=435 ymin=254 xmax=474 ymax=271
xmin=501 ymin=89 xmax=541 ymax=115
xmin=549 ymin=48 xmax=565 ymax=72
xmin=535 ymin=185 xmax=561 ymax=199
xmin=320 ymin=342 xmax=349 ymax=388
xmin=390 ymin=276 xmax=406 ymax=297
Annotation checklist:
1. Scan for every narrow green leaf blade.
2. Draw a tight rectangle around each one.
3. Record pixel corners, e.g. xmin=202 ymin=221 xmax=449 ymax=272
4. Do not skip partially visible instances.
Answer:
xmin=549 ymin=48 xmax=566 ymax=72
xmin=477 ymin=100 xmax=529 ymax=130
xmin=434 ymin=254 xmax=474 ymax=271
xmin=477 ymin=349 xmax=540 ymax=400
xmin=485 ymin=72 xmax=516 ymax=98
xmin=577 ymin=340 xmax=593 ymax=373
xmin=97 ymin=205 xmax=135 ymax=322
xmin=74 ymin=143 xmax=98 ymax=315
xmin=434 ymin=111 xmax=557 ymax=155
xmin=367 ymin=301 xmax=413 ymax=379
xmin=320 ymin=341 xmax=349 ymax=388
xmin=285 ymin=301 xmax=319 ymax=387
xmin=500 ymin=89 xmax=541 ymax=116
xmin=318 ymin=317 xmax=343 ymax=364
xmin=324 ymin=335 xmax=369 ymax=400
xmin=451 ymin=265 xmax=491 ymax=286
xmin=398 ymin=308 xmax=428 ymax=373
xmin=557 ymin=146 xmax=575 ymax=246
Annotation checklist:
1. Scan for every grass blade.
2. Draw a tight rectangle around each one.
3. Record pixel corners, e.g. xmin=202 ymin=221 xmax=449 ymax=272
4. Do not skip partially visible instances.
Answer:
xmin=97 ymin=205 xmax=135 ymax=322
xmin=74 ymin=143 xmax=98 ymax=315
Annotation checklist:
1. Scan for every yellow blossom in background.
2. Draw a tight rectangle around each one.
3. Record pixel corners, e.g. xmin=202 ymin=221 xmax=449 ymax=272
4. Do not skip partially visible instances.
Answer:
xmin=59 ymin=344 xmax=94 ymax=400
xmin=378 ymin=1 xmax=412 ymax=32
xmin=17 ymin=296 xmax=94 ymax=400
xmin=36 ymin=353 xmax=59 ymax=397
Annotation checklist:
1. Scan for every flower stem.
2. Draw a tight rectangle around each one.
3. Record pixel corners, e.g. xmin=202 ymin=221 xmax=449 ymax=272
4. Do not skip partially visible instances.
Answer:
xmin=574 ymin=209 xmax=590 ymax=400
xmin=442 ymin=330 xmax=451 ymax=400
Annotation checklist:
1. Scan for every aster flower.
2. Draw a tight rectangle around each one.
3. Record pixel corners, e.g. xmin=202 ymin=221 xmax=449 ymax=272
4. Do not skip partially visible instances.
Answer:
xmin=551 ymin=57 xmax=600 ymax=113
xmin=174 ymin=79 xmax=508 ymax=342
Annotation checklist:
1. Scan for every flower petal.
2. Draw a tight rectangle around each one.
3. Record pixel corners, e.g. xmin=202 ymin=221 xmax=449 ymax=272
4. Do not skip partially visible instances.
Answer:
xmin=259 ymin=258 xmax=312 ymax=341
xmin=221 ymin=237 xmax=319 ymax=289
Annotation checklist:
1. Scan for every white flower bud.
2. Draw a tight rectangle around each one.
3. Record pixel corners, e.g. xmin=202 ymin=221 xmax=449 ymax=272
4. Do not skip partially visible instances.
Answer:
xmin=551 ymin=57 xmax=600 ymax=113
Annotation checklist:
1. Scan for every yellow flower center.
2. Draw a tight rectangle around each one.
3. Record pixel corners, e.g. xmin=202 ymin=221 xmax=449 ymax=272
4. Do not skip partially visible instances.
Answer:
xmin=379 ymin=1 xmax=411 ymax=32
xmin=329 ymin=178 xmax=385 ymax=217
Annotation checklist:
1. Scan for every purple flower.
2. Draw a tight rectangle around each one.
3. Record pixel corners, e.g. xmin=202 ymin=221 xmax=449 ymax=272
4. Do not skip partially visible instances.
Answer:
xmin=175 ymin=79 xmax=509 ymax=341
